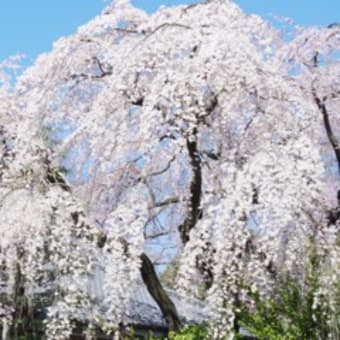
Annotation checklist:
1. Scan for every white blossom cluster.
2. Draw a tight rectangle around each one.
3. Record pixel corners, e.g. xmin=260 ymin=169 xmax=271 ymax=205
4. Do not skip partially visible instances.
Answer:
xmin=0 ymin=118 xmax=146 ymax=338
xmin=98 ymin=188 xmax=147 ymax=332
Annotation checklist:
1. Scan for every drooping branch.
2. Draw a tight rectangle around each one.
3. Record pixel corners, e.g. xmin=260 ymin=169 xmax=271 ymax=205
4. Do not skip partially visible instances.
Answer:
xmin=45 ymin=157 xmax=182 ymax=333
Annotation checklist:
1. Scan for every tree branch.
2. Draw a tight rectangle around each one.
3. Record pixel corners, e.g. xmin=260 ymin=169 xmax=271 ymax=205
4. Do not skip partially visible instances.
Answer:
xmin=312 ymin=52 xmax=340 ymax=175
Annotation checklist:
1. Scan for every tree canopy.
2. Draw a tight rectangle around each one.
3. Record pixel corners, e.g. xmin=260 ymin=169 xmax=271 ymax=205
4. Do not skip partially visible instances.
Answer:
xmin=0 ymin=0 xmax=339 ymax=339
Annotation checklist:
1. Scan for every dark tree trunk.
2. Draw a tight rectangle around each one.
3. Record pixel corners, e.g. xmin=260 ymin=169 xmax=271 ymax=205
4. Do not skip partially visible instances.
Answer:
xmin=97 ymin=236 xmax=181 ymax=332
xmin=313 ymin=93 xmax=340 ymax=175
xmin=9 ymin=250 xmax=31 ymax=339
xmin=140 ymin=253 xmax=181 ymax=332
xmin=312 ymin=52 xmax=340 ymax=175
xmin=179 ymin=127 xmax=202 ymax=244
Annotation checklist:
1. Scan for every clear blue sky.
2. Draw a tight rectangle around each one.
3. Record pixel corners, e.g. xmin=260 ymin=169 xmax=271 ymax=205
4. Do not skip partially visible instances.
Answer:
xmin=0 ymin=0 xmax=339 ymax=62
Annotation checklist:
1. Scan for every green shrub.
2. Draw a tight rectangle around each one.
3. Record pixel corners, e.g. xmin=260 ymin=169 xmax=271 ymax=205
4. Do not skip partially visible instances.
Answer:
xmin=238 ymin=247 xmax=339 ymax=340
xmin=168 ymin=324 xmax=208 ymax=340
xmin=146 ymin=324 xmax=208 ymax=340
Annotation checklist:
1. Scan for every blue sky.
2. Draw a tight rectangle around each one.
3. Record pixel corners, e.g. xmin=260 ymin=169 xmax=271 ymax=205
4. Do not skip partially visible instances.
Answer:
xmin=0 ymin=0 xmax=339 ymax=62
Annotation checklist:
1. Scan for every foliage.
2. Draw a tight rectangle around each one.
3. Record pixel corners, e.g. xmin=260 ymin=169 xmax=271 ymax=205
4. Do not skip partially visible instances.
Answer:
xmin=160 ymin=257 xmax=179 ymax=290
xmin=144 ymin=324 xmax=208 ymax=340
xmin=238 ymin=244 xmax=340 ymax=340
xmin=168 ymin=324 xmax=208 ymax=340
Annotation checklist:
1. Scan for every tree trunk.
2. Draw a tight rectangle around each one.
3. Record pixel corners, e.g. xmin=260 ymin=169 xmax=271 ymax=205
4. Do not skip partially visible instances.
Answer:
xmin=9 ymin=250 xmax=31 ymax=339
xmin=312 ymin=52 xmax=340 ymax=175
xmin=179 ymin=128 xmax=202 ymax=244
xmin=140 ymin=253 xmax=181 ymax=332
